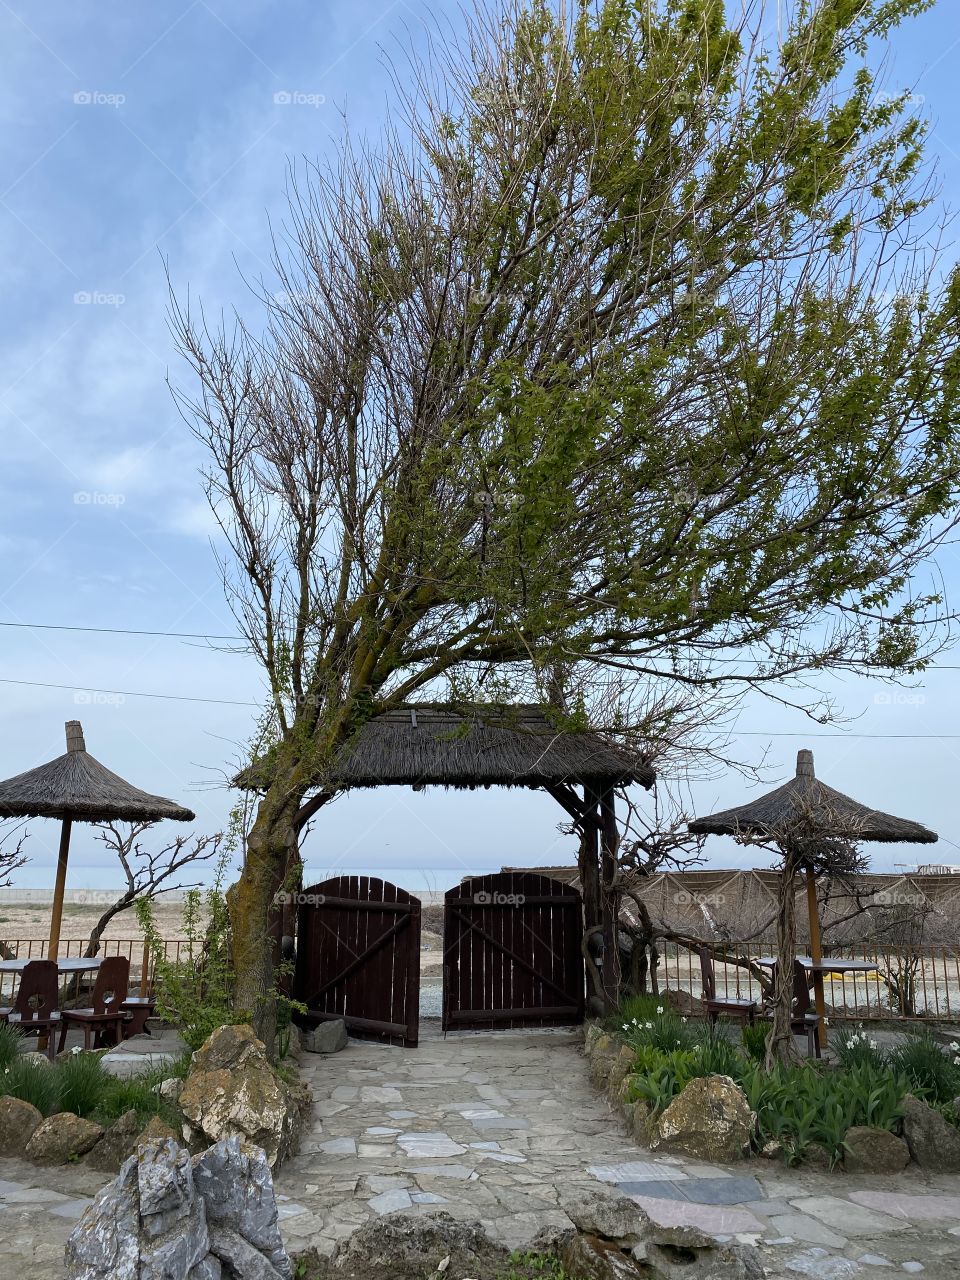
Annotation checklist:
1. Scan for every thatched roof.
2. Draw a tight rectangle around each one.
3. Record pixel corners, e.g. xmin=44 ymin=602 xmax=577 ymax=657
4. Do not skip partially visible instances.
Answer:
xmin=688 ymin=750 xmax=936 ymax=845
xmin=0 ymin=721 xmax=195 ymax=823
xmin=237 ymin=703 xmax=655 ymax=792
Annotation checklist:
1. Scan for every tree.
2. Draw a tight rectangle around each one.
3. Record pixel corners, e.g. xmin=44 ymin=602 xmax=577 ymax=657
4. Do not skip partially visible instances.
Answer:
xmin=0 ymin=824 xmax=28 ymax=961
xmin=174 ymin=0 xmax=960 ymax=1045
xmin=82 ymin=823 xmax=224 ymax=959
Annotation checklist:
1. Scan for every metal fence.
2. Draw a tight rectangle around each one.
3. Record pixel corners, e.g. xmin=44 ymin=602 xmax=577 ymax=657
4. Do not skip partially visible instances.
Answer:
xmin=659 ymin=943 xmax=960 ymax=1023
xmin=0 ymin=938 xmax=193 ymax=1002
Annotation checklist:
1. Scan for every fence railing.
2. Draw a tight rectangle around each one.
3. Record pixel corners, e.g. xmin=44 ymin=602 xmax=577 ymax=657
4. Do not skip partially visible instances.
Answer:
xmin=0 ymin=938 xmax=192 ymax=1002
xmin=659 ymin=942 xmax=960 ymax=1023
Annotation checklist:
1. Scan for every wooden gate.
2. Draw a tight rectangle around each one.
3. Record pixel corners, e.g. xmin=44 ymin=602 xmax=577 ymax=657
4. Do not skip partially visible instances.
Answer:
xmin=442 ymin=872 xmax=585 ymax=1031
xmin=294 ymin=876 xmax=421 ymax=1047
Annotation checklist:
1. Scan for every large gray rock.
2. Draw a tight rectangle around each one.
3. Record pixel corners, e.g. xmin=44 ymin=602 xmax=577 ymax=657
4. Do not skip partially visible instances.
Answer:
xmin=560 ymin=1233 xmax=647 ymax=1279
xmin=193 ymin=1134 xmax=292 ymax=1278
xmin=86 ymin=1109 xmax=142 ymax=1173
xmin=26 ymin=1112 xmax=103 ymax=1164
xmin=843 ymin=1125 xmax=910 ymax=1174
xmin=651 ymin=1075 xmax=754 ymax=1162
xmin=179 ymin=1024 xmax=310 ymax=1168
xmin=0 ymin=1094 xmax=43 ymax=1155
xmin=300 ymin=1019 xmax=348 ymax=1054
xmin=329 ymin=1211 xmax=511 ymax=1276
xmin=65 ymin=1136 xmax=293 ymax=1280
xmin=900 ymin=1094 xmax=960 ymax=1172
xmin=558 ymin=1187 xmax=647 ymax=1246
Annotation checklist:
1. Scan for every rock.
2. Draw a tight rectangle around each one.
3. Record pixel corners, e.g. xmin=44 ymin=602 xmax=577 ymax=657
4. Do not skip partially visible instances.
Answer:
xmin=589 ymin=1036 xmax=620 ymax=1088
xmin=900 ymin=1094 xmax=960 ymax=1172
xmin=0 ymin=1095 xmax=43 ymax=1155
xmin=559 ymin=1187 xmax=648 ymax=1246
xmin=630 ymin=1098 xmax=656 ymax=1146
xmin=300 ymin=1019 xmax=348 ymax=1054
xmin=19 ymin=1050 xmax=53 ymax=1069
xmin=802 ymin=1142 xmax=833 ymax=1170
xmin=560 ymin=1233 xmax=647 ymax=1279
xmin=651 ymin=1075 xmax=754 ymax=1162
xmin=65 ymin=1156 xmax=141 ymax=1277
xmin=25 ymin=1112 xmax=103 ymax=1164
xmin=179 ymin=1024 xmax=310 ymax=1168
xmin=159 ymin=1077 xmax=183 ymax=1103
xmin=584 ymin=1022 xmax=605 ymax=1053
xmin=66 ymin=1136 xmax=292 ymax=1280
xmin=193 ymin=1134 xmax=292 ymax=1278
xmin=843 ymin=1126 xmax=910 ymax=1174
xmin=137 ymin=1116 xmax=180 ymax=1147
xmin=661 ymin=989 xmax=706 ymax=1018
xmin=329 ymin=1211 xmax=510 ymax=1277
xmin=606 ymin=1045 xmax=637 ymax=1095
xmin=86 ymin=1109 xmax=142 ymax=1173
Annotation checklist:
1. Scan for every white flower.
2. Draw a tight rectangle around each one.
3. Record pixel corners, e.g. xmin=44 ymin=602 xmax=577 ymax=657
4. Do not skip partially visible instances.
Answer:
xmin=644 ymin=1021 xmax=653 ymax=1029
xmin=950 ymin=1041 xmax=960 ymax=1052
xmin=622 ymin=1023 xmax=629 ymax=1030
xmin=681 ymin=1017 xmax=688 ymax=1023
xmin=656 ymin=1006 xmax=664 ymax=1015
xmin=70 ymin=1045 xmax=83 ymax=1055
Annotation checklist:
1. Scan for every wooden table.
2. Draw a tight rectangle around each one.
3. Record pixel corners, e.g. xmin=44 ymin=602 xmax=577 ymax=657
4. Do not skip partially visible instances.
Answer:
xmin=753 ymin=956 xmax=878 ymax=1046
xmin=0 ymin=956 xmax=103 ymax=975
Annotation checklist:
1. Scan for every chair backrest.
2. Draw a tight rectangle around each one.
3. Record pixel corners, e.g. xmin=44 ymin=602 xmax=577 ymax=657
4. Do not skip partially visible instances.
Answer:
xmin=698 ymin=947 xmax=717 ymax=1001
xmin=792 ymin=959 xmax=812 ymax=1015
xmin=13 ymin=959 xmax=59 ymax=1021
xmin=89 ymin=955 xmax=129 ymax=1015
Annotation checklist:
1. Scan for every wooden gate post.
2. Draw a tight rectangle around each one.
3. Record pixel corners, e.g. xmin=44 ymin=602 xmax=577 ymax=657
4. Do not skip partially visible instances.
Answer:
xmin=599 ymin=784 xmax=620 ymax=1009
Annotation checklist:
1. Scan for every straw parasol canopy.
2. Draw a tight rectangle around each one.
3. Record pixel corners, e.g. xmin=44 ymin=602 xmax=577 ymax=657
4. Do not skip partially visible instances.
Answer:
xmin=689 ymin=749 xmax=937 ymax=1046
xmin=688 ymin=749 xmax=938 ymax=846
xmin=0 ymin=721 xmax=194 ymax=958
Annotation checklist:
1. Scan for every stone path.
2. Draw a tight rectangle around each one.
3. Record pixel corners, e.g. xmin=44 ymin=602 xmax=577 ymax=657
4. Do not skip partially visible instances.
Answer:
xmin=277 ymin=1025 xmax=960 ymax=1278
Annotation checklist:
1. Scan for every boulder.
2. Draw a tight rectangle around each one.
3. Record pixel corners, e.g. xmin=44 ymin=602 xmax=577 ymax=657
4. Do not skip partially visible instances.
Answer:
xmin=584 ymin=1022 xmax=605 ymax=1053
xmin=300 ymin=1019 xmax=348 ymax=1054
xmin=193 ymin=1134 xmax=291 ymax=1278
xmin=25 ymin=1112 xmax=103 ymax=1164
xmin=137 ymin=1115 xmax=181 ymax=1147
xmin=558 ymin=1187 xmax=647 ymax=1246
xmin=86 ymin=1109 xmax=142 ymax=1173
xmin=65 ymin=1136 xmax=293 ymax=1280
xmin=328 ymin=1211 xmax=510 ymax=1277
xmin=560 ymin=1233 xmax=647 ymax=1279
xmin=606 ymin=1046 xmax=638 ymax=1101
xmin=159 ymin=1077 xmax=183 ymax=1104
xmin=0 ymin=1095 xmax=43 ymax=1155
xmin=630 ymin=1098 xmax=656 ymax=1147
xmin=843 ymin=1126 xmax=910 ymax=1174
xmin=900 ymin=1094 xmax=960 ymax=1172
xmin=179 ymin=1024 xmax=310 ymax=1168
xmin=19 ymin=1051 xmax=53 ymax=1069
xmin=651 ymin=1075 xmax=754 ymax=1162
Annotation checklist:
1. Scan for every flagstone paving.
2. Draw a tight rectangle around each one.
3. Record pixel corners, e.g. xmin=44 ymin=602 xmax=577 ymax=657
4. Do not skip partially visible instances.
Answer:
xmin=276 ymin=1025 xmax=960 ymax=1278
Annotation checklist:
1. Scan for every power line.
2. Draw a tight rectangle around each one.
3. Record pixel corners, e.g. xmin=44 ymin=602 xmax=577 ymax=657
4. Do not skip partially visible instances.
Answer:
xmin=0 ymin=677 xmax=258 ymax=707
xmin=0 ymin=621 xmax=241 ymax=641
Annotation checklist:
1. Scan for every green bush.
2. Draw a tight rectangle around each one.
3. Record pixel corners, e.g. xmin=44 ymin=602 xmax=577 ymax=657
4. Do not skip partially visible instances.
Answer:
xmin=740 ymin=1022 xmax=769 ymax=1063
xmin=620 ymin=1004 xmax=701 ymax=1054
xmin=0 ymin=1023 xmax=21 ymax=1073
xmin=833 ymin=1026 xmax=889 ymax=1072
xmin=695 ymin=1028 xmax=744 ymax=1078
xmin=890 ymin=1030 xmax=960 ymax=1105
xmin=0 ymin=1058 xmax=61 ymax=1116
xmin=56 ymin=1052 xmax=111 ymax=1119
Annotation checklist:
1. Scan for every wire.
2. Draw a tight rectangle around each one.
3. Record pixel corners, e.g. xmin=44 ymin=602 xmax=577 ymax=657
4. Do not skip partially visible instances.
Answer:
xmin=0 ymin=621 xmax=241 ymax=641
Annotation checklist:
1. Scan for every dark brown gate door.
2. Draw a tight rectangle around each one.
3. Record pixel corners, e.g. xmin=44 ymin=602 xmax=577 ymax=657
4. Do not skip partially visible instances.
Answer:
xmin=294 ymin=876 xmax=421 ymax=1046
xmin=442 ymin=872 xmax=585 ymax=1031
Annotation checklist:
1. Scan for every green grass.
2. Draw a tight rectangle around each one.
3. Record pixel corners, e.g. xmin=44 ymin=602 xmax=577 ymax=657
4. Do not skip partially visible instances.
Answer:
xmin=1 ymin=1058 xmax=61 ymax=1115
xmin=56 ymin=1051 xmax=111 ymax=1118
xmin=890 ymin=1029 xmax=960 ymax=1105
xmin=0 ymin=1023 xmax=21 ymax=1073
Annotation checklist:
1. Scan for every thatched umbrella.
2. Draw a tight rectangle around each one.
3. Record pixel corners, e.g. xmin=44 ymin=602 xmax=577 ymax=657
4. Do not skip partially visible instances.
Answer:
xmin=689 ymin=749 xmax=937 ymax=1045
xmin=0 ymin=721 xmax=194 ymax=959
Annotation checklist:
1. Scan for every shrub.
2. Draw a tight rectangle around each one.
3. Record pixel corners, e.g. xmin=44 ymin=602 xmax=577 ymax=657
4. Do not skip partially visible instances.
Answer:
xmin=740 ymin=1022 xmax=769 ymax=1063
xmin=0 ymin=1023 xmax=21 ymax=1073
xmin=833 ymin=1026 xmax=889 ymax=1072
xmin=890 ymin=1030 xmax=960 ymax=1105
xmin=620 ymin=1005 xmax=701 ymax=1054
xmin=628 ymin=1045 xmax=702 ymax=1114
xmin=0 ymin=1058 xmax=61 ymax=1116
xmin=56 ymin=1051 xmax=110 ymax=1119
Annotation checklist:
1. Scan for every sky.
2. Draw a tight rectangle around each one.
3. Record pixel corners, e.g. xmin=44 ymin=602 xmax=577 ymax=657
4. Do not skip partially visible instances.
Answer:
xmin=1 ymin=0 xmax=960 ymax=897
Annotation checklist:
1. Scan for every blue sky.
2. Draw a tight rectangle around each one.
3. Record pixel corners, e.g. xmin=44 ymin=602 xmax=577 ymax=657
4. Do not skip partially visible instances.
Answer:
xmin=1 ymin=0 xmax=960 ymax=895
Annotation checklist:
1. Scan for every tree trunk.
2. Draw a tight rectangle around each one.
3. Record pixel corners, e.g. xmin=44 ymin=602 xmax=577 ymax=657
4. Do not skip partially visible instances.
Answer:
xmin=765 ymin=848 xmax=803 ymax=1070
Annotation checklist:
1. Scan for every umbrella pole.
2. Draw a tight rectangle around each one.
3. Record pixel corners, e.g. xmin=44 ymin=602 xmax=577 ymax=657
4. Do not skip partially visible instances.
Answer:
xmin=48 ymin=818 xmax=72 ymax=961
xmin=805 ymin=866 xmax=827 ymax=1051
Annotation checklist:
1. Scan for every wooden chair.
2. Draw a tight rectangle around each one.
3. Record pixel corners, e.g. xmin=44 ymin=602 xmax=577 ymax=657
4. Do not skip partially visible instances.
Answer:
xmin=0 ymin=960 xmax=61 ymax=1061
xmin=789 ymin=959 xmax=822 ymax=1059
xmin=57 ymin=955 xmax=130 ymax=1052
xmin=698 ymin=947 xmax=758 ymax=1025
xmin=120 ymin=996 xmax=156 ymax=1038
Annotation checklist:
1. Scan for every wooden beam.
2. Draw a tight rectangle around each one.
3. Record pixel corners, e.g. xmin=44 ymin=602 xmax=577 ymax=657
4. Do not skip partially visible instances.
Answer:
xmin=599 ymin=783 xmax=620 ymax=1008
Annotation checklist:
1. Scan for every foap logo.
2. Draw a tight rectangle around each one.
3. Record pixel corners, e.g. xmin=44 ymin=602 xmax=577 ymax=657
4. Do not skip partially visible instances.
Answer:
xmin=474 ymin=891 xmax=525 ymax=907
xmin=873 ymin=90 xmax=925 ymax=109
xmin=74 ymin=291 xmax=125 ymax=308
xmin=675 ymin=890 xmax=726 ymax=907
xmin=73 ymin=491 xmax=126 ymax=507
xmin=74 ymin=691 xmax=125 ymax=708
xmin=874 ymin=690 xmax=925 ymax=707
xmin=73 ymin=91 xmax=125 ymax=108
xmin=273 ymin=90 xmax=326 ymax=108
xmin=473 ymin=489 xmax=518 ymax=512
xmin=273 ymin=891 xmax=326 ymax=907
xmin=873 ymin=890 xmax=925 ymax=907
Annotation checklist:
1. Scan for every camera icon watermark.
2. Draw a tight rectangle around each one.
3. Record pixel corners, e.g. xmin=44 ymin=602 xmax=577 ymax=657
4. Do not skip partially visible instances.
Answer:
xmin=273 ymin=891 xmax=326 ymax=907
xmin=873 ymin=890 xmax=925 ymax=907
xmin=73 ymin=491 xmax=126 ymax=507
xmin=74 ymin=291 xmax=125 ymax=307
xmin=74 ymin=691 xmax=125 ymax=708
xmin=873 ymin=690 xmax=925 ymax=707
xmin=474 ymin=891 xmax=526 ymax=907
xmin=273 ymin=90 xmax=326 ymax=108
xmin=73 ymin=90 xmax=125 ymax=108
xmin=675 ymin=890 xmax=725 ymax=906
